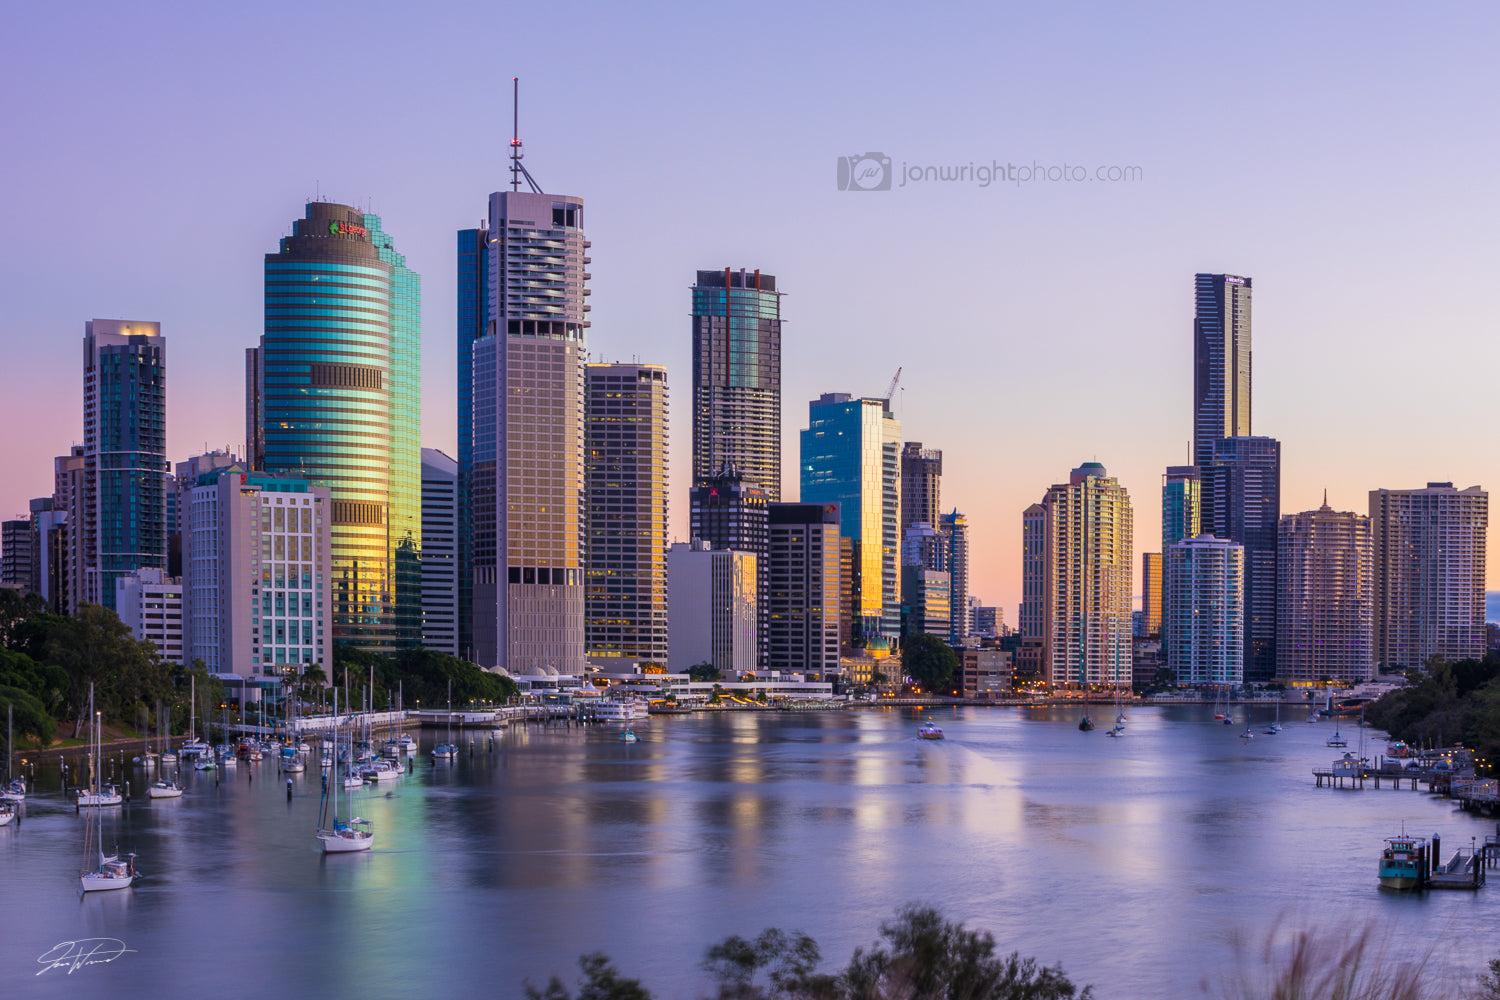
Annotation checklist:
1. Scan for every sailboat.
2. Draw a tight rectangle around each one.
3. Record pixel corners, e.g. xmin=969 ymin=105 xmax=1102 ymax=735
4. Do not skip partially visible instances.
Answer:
xmin=2 ymin=704 xmax=24 ymax=803
xmin=1222 ymin=687 xmax=1235 ymax=725
xmin=1113 ymin=688 xmax=1127 ymax=728
xmin=1326 ymin=714 xmax=1348 ymax=748
xmin=1263 ymin=697 xmax=1281 ymax=735
xmin=80 ymin=685 xmax=137 ymax=891
xmin=317 ymin=691 xmax=372 ymax=854
xmin=1078 ymin=712 xmax=1096 ymax=732
xmin=434 ymin=680 xmax=458 ymax=759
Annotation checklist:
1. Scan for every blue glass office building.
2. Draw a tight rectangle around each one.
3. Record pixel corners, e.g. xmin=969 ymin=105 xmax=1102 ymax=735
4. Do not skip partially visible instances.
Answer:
xmin=251 ymin=202 xmax=421 ymax=653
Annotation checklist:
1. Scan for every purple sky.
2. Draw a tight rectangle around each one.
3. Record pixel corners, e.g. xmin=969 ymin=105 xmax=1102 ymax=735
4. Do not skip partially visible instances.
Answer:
xmin=3 ymin=1 xmax=1497 ymax=619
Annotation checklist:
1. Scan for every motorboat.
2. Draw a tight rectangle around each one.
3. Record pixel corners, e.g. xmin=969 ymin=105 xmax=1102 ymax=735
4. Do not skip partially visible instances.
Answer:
xmin=147 ymin=779 xmax=184 ymax=799
xmin=193 ymin=756 xmax=216 ymax=771
xmin=593 ymin=698 xmax=650 ymax=722
xmin=433 ymin=744 xmax=459 ymax=759
xmin=0 ymin=778 xmax=25 ymax=804
xmin=917 ymin=724 xmax=944 ymax=740
xmin=359 ymin=760 xmax=402 ymax=782
xmin=1078 ymin=714 xmax=1096 ymax=732
xmin=399 ymin=734 xmax=418 ymax=754
xmin=1379 ymin=834 xmax=1427 ymax=890
xmin=619 ymin=729 xmax=641 ymax=743
xmin=0 ymin=800 xmax=16 ymax=826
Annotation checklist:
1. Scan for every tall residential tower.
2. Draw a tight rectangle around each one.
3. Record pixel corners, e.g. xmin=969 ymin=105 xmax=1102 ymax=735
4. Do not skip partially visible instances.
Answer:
xmin=1193 ymin=273 xmax=1252 ymax=467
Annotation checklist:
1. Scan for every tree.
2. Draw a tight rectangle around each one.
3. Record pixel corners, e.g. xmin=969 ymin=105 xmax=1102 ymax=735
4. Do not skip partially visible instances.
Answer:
xmin=902 ymin=635 xmax=959 ymax=695
xmin=688 ymin=661 xmax=723 ymax=683
xmin=524 ymin=953 xmax=653 ymax=1000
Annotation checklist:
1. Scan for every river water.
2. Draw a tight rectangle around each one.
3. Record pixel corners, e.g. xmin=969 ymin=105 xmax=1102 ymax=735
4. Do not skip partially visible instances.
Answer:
xmin=5 ymin=704 xmax=1498 ymax=999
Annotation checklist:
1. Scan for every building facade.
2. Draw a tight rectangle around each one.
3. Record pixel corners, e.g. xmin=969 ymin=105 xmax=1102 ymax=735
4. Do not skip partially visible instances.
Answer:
xmin=1 ymin=519 xmax=33 ymax=592
xmin=1019 ymin=503 xmax=1046 ymax=641
xmin=900 ymin=443 xmax=942 ymax=537
xmin=765 ymin=502 xmax=842 ymax=680
xmin=182 ymin=471 xmax=333 ymax=679
xmin=1200 ymin=436 xmax=1280 ymax=682
xmin=800 ymin=393 xmax=901 ymax=643
xmin=1193 ymin=273 xmax=1252 ymax=467
xmin=466 ymin=190 xmax=590 ymax=677
xmin=1369 ymin=483 xmax=1488 ymax=670
xmin=83 ymin=320 xmax=168 ymax=611
xmin=420 ymin=449 xmax=459 ymax=657
xmin=1164 ymin=535 xmax=1244 ymax=686
xmin=1040 ymin=463 xmax=1134 ymax=688
xmin=939 ymin=510 xmax=971 ymax=645
xmin=1141 ymin=552 xmax=1163 ymax=638
xmin=249 ymin=202 xmax=421 ymax=651
xmin=691 ymin=268 xmax=782 ymax=498
xmin=585 ymin=363 xmax=670 ymax=667
xmin=115 ymin=568 xmax=184 ymax=666
xmin=1160 ymin=465 xmax=1200 ymax=647
xmin=1276 ymin=502 xmax=1373 ymax=684
xmin=668 ymin=540 xmax=757 ymax=676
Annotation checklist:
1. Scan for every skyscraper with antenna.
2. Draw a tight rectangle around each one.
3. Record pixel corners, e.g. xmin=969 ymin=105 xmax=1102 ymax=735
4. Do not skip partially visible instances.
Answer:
xmin=460 ymin=79 xmax=592 ymax=674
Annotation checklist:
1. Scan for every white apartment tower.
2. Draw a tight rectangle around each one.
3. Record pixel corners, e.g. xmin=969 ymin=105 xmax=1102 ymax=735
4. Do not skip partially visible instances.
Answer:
xmin=1164 ymin=535 xmax=1244 ymax=686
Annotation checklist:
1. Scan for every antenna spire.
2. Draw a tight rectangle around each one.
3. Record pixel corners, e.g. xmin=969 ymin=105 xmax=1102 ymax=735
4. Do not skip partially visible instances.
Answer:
xmin=509 ymin=77 xmax=543 ymax=194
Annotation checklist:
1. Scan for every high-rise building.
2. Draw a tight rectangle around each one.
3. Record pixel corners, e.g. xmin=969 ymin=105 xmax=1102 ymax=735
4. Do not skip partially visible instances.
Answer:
xmin=37 ymin=507 xmax=69 ymax=614
xmin=1277 ymin=501 xmax=1373 ymax=684
xmin=585 ymin=363 xmax=669 ymax=667
xmin=1040 ymin=462 xmax=1134 ymax=688
xmin=668 ymin=540 xmax=757 ymax=676
xmin=1164 ymin=535 xmax=1244 ymax=686
xmin=1200 ymin=436 xmax=1280 ymax=682
xmin=115 ymin=568 xmax=184 ymax=666
xmin=901 ymin=443 xmax=942 ymax=537
xmin=1160 ymin=465 xmax=1200 ymax=648
xmin=1141 ymin=552 xmax=1163 ymax=637
xmin=765 ymin=502 xmax=841 ymax=680
xmin=800 ymin=393 xmax=901 ymax=643
xmin=182 ymin=470 xmax=333 ymax=679
xmin=249 ymin=203 xmax=421 ymax=651
xmin=81 ymin=320 xmax=168 ymax=611
xmin=690 ymin=463 xmax=769 ymax=555
xmin=901 ymin=567 xmax=953 ymax=639
xmin=53 ymin=446 xmax=86 ymax=613
xmin=420 ymin=449 xmax=459 ymax=657
xmin=1369 ymin=483 xmax=1488 ymax=670
xmin=1193 ymin=273 xmax=1252 ymax=467
xmin=467 ymin=189 xmax=590 ymax=676
xmin=971 ymin=602 xmax=1002 ymax=638
xmin=691 ymin=269 xmax=782 ymax=497
xmin=939 ymin=510 xmax=970 ymax=645
xmin=1 ymin=519 xmax=33 ymax=591
xmin=1019 ymin=504 xmax=1046 ymax=640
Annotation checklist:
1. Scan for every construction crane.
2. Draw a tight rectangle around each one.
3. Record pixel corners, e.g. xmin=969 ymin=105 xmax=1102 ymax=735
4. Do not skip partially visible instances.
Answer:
xmin=882 ymin=366 xmax=902 ymax=404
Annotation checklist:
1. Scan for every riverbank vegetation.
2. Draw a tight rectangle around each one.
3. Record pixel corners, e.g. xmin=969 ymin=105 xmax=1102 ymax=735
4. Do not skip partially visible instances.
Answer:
xmin=1365 ymin=654 xmax=1500 ymax=771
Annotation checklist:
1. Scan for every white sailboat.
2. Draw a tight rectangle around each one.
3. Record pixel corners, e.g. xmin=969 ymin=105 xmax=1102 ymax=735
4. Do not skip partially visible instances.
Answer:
xmin=2 ymin=704 xmax=25 ymax=803
xmin=317 ymin=692 xmax=372 ymax=854
xmin=80 ymin=685 xmax=137 ymax=891
xmin=433 ymin=680 xmax=458 ymax=759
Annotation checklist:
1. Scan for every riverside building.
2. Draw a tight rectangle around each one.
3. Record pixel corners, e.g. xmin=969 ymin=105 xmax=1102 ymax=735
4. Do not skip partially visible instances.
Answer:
xmin=1164 ymin=535 xmax=1244 ymax=686
xmin=1276 ymin=501 xmax=1373 ymax=685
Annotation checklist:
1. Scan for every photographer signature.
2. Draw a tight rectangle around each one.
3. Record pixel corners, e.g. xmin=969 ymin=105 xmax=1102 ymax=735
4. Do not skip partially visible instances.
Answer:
xmin=36 ymin=938 xmax=136 ymax=976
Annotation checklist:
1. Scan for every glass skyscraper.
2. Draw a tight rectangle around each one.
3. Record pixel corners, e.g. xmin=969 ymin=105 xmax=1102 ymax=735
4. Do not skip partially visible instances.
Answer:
xmin=1193 ymin=273 xmax=1252 ymax=467
xmin=1200 ymin=436 xmax=1280 ymax=682
xmin=800 ymin=393 xmax=901 ymax=643
xmin=82 ymin=319 xmax=168 ymax=611
xmin=692 ymin=269 xmax=782 ymax=498
xmin=248 ymin=201 xmax=422 ymax=653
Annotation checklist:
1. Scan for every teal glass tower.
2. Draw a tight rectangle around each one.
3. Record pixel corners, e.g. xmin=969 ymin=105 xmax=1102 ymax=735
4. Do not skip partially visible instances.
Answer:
xmin=83 ymin=320 xmax=168 ymax=611
xmin=249 ymin=202 xmax=422 ymax=653
xmin=800 ymin=393 xmax=901 ymax=643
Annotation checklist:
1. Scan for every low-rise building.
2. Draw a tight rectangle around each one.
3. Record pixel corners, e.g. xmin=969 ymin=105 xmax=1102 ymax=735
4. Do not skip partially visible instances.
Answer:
xmin=116 ymin=568 xmax=185 ymax=666
xmin=958 ymin=647 xmax=1011 ymax=697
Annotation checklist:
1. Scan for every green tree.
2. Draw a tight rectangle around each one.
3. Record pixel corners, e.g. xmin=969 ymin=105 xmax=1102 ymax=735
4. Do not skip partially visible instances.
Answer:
xmin=524 ymin=953 xmax=653 ymax=1000
xmin=688 ymin=661 xmax=722 ymax=682
xmin=902 ymin=635 xmax=959 ymax=695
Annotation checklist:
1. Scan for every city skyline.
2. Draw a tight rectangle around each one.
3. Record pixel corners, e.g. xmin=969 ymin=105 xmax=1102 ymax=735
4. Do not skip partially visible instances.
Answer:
xmin=4 ymin=3 xmax=1499 ymax=622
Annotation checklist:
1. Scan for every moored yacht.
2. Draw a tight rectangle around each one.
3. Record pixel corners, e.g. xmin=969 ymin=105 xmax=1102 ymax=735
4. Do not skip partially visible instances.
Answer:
xmin=1379 ymin=835 xmax=1427 ymax=890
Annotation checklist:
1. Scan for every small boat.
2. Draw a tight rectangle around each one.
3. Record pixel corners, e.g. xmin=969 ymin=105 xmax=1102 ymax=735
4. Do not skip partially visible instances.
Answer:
xmin=917 ymin=724 xmax=943 ymax=740
xmin=359 ymin=760 xmax=402 ymax=782
xmin=399 ymin=734 xmax=417 ymax=754
xmin=1239 ymin=728 xmax=1255 ymax=740
xmin=77 ymin=784 xmax=123 ymax=807
xmin=0 ymin=778 xmax=25 ymax=804
xmin=1105 ymin=725 xmax=1124 ymax=738
xmin=1379 ymin=834 xmax=1427 ymax=890
xmin=147 ymin=779 xmax=184 ymax=799
xmin=619 ymin=729 xmax=641 ymax=743
xmin=1079 ymin=713 xmax=1095 ymax=732
xmin=1326 ymin=724 xmax=1347 ymax=748
xmin=193 ymin=756 xmax=217 ymax=771
xmin=0 ymin=800 xmax=16 ymax=826
xmin=317 ymin=691 xmax=373 ymax=854
xmin=80 ymin=684 xmax=139 ymax=891
xmin=282 ymin=755 xmax=306 ymax=774
xmin=341 ymin=772 xmax=364 ymax=790
xmin=433 ymin=680 xmax=459 ymax=758
xmin=159 ymin=751 xmax=178 ymax=764
xmin=383 ymin=740 xmax=402 ymax=760
xmin=81 ymin=853 xmax=138 ymax=892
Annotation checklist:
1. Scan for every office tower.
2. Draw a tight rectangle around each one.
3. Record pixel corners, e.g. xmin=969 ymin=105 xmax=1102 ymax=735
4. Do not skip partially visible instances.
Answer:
xmin=1 ymin=519 xmax=32 ymax=591
xmin=1141 ymin=552 xmax=1163 ymax=637
xmin=1160 ymin=465 xmax=1199 ymax=647
xmin=1193 ymin=273 xmax=1252 ymax=467
xmin=668 ymin=540 xmax=757 ymax=675
xmin=901 ymin=566 xmax=952 ymax=639
xmin=250 ymin=202 xmax=422 ymax=651
xmin=115 ymin=568 xmax=184 ymax=666
xmin=1277 ymin=501 xmax=1373 ymax=684
xmin=765 ymin=502 xmax=842 ymax=680
xmin=902 ymin=522 xmax=944 ymax=568
xmin=81 ymin=320 xmax=168 ymax=611
xmin=901 ymin=443 xmax=942 ymax=537
xmin=691 ymin=268 xmax=782 ymax=497
xmin=171 ymin=451 xmax=242 ymax=577
xmin=1040 ymin=463 xmax=1134 ymax=688
xmin=53 ymin=446 xmax=86 ymax=612
xmin=1200 ymin=436 xmax=1280 ymax=681
xmin=1164 ymin=535 xmax=1244 ymax=686
xmin=467 ymin=188 xmax=590 ymax=675
xmin=971 ymin=602 xmax=1002 ymax=638
xmin=940 ymin=510 xmax=970 ymax=644
xmin=585 ymin=363 xmax=670 ymax=667
xmin=1370 ymin=483 xmax=1488 ymax=670
xmin=1019 ymin=504 xmax=1045 ymax=640
xmin=182 ymin=470 xmax=333 ymax=678
xmin=800 ymin=393 xmax=901 ymax=643
xmin=420 ymin=449 xmax=459 ymax=657
xmin=690 ymin=463 xmax=769 ymax=554
xmin=37 ymin=507 xmax=69 ymax=613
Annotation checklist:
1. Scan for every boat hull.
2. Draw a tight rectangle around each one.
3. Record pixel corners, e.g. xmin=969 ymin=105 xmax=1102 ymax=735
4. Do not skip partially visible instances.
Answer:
xmin=147 ymin=785 xmax=183 ymax=799
xmin=318 ymin=830 xmax=374 ymax=853
xmin=80 ymin=873 xmax=134 ymax=892
xmin=1378 ymin=875 xmax=1423 ymax=890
